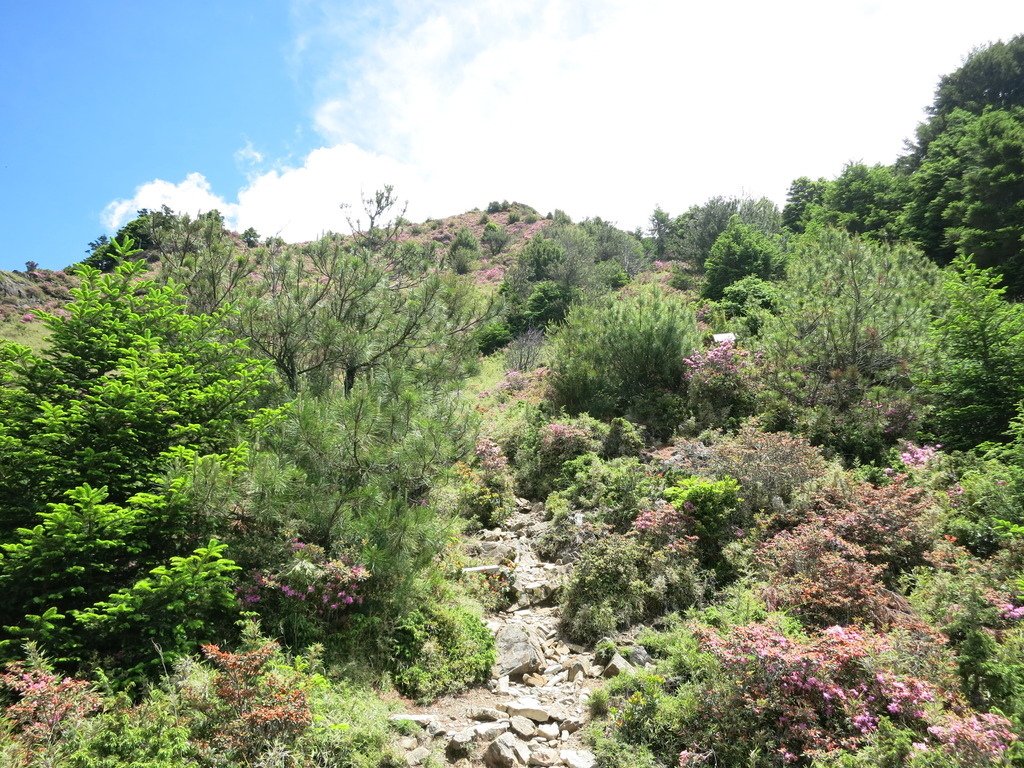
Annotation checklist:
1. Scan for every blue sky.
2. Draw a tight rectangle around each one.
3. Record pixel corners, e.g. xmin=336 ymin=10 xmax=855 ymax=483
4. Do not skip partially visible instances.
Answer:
xmin=2 ymin=1 xmax=1023 ymax=269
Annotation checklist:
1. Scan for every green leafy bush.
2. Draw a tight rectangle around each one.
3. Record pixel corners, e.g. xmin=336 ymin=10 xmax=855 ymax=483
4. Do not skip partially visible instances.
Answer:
xmin=664 ymin=475 xmax=741 ymax=571
xmin=547 ymin=284 xmax=699 ymax=434
xmin=513 ymin=415 xmax=607 ymax=499
xmin=390 ymin=601 xmax=496 ymax=702
xmin=560 ymin=534 xmax=699 ymax=643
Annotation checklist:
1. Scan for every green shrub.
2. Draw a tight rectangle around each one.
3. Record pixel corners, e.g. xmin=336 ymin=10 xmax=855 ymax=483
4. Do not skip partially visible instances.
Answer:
xmin=560 ymin=534 xmax=699 ymax=643
xmin=513 ymin=415 xmax=607 ymax=499
xmin=391 ymin=601 xmax=495 ymax=702
xmin=547 ymin=285 xmax=699 ymax=431
xmin=664 ymin=476 xmax=741 ymax=571
xmin=553 ymin=453 xmax=662 ymax=531
xmin=477 ymin=320 xmax=513 ymax=355
xmin=602 ymin=417 xmax=646 ymax=458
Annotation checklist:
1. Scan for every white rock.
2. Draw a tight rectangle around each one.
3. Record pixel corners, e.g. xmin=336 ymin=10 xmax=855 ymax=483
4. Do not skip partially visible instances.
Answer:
xmin=560 ymin=749 xmax=597 ymax=768
xmin=405 ymin=746 xmax=431 ymax=766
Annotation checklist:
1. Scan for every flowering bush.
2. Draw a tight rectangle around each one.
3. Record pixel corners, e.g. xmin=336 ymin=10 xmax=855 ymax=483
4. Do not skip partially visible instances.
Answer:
xmin=239 ymin=542 xmax=369 ymax=647
xmin=514 ymin=415 xmax=606 ymax=499
xmin=803 ymin=475 xmax=935 ymax=584
xmin=683 ymin=341 xmax=757 ymax=430
xmin=454 ymin=437 xmax=516 ymax=528
xmin=1 ymin=646 xmax=100 ymax=759
xmin=668 ymin=426 xmax=827 ymax=516
xmin=597 ymin=619 xmax=1015 ymax=768
xmin=757 ymin=523 xmax=898 ymax=628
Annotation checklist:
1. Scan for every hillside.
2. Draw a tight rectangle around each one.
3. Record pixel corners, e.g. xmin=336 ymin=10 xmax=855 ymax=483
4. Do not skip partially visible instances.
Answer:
xmin=2 ymin=37 xmax=1024 ymax=768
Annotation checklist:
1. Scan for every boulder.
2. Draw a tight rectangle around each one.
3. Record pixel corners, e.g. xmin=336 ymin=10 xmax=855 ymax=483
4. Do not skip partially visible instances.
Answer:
xmin=494 ymin=623 xmax=544 ymax=678
xmin=485 ymin=733 xmax=530 ymax=767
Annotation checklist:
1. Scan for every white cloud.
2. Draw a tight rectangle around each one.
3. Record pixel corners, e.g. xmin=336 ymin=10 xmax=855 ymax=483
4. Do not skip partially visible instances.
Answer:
xmin=104 ymin=0 xmax=1024 ymax=238
xmin=102 ymin=172 xmax=238 ymax=231
xmin=234 ymin=139 xmax=265 ymax=170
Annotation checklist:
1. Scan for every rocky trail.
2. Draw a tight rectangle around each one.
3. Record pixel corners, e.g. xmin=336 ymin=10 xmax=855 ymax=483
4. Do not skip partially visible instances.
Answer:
xmin=390 ymin=498 xmax=651 ymax=768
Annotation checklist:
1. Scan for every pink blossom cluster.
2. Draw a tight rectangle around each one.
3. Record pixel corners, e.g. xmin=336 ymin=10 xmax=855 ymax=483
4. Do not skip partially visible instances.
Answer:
xmin=20 ymin=312 xmax=34 ymax=323
xmin=682 ymin=341 xmax=743 ymax=381
xmin=634 ymin=500 xmax=698 ymax=554
xmin=1 ymin=661 xmax=100 ymax=749
xmin=475 ymin=437 xmax=509 ymax=474
xmin=243 ymin=555 xmax=370 ymax=618
xmin=926 ymin=712 xmax=1017 ymax=763
xmin=900 ymin=442 xmax=941 ymax=468
xmin=695 ymin=622 xmax=943 ymax=758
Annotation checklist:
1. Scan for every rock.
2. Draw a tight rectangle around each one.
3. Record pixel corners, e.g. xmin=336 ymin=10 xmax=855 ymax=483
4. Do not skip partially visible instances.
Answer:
xmin=485 ymin=733 xmax=530 ymax=767
xmin=628 ymin=645 xmax=653 ymax=667
xmin=602 ymin=654 xmax=634 ymax=678
xmin=504 ymin=697 xmax=550 ymax=723
xmin=510 ymin=715 xmax=536 ymax=738
xmin=472 ymin=707 xmax=507 ymax=722
xmin=495 ymin=675 xmax=510 ymax=693
xmin=560 ymin=749 xmax=597 ymax=768
xmin=405 ymin=746 xmax=431 ymax=766
xmin=473 ymin=721 xmax=511 ymax=742
xmin=495 ymin=623 xmax=544 ymax=678
xmin=567 ymin=662 xmax=587 ymax=683
xmin=446 ymin=729 xmax=476 ymax=759
xmin=561 ymin=715 xmax=584 ymax=733
xmin=528 ymin=747 xmax=560 ymax=766
xmin=398 ymin=736 xmax=418 ymax=750
xmin=523 ymin=672 xmax=547 ymax=687
xmin=536 ymin=722 xmax=560 ymax=740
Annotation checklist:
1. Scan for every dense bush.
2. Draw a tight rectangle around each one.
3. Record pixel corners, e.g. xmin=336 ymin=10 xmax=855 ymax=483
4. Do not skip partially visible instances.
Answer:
xmin=390 ymin=600 xmax=495 ymax=702
xmin=560 ymin=533 xmax=699 ymax=643
xmin=512 ymin=415 xmax=607 ymax=499
xmin=682 ymin=341 xmax=757 ymax=431
xmin=592 ymin=618 xmax=1016 ymax=768
xmin=547 ymin=285 xmax=699 ymax=435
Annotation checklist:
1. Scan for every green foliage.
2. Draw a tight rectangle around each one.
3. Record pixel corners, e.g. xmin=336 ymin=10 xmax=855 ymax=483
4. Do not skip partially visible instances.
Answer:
xmin=73 ymin=541 xmax=240 ymax=680
xmin=232 ymin=190 xmax=491 ymax=393
xmin=918 ymin=256 xmax=1024 ymax=449
xmin=512 ymin=414 xmax=607 ymax=500
xmin=390 ymin=600 xmax=495 ymax=702
xmin=904 ymin=107 xmax=1024 ymax=295
xmin=0 ymin=243 xmax=267 ymax=535
xmin=476 ymin=319 xmax=513 ymax=355
xmin=812 ymin=162 xmax=909 ymax=242
xmin=760 ymin=229 xmax=938 ymax=462
xmin=547 ymin=284 xmax=699 ymax=432
xmin=702 ymin=216 xmax=784 ymax=300
xmin=553 ymin=452 xmax=662 ymax=531
xmin=560 ymin=534 xmax=698 ymax=643
xmin=481 ymin=221 xmax=511 ymax=256
xmin=782 ymin=176 xmax=828 ymax=234
xmin=719 ymin=275 xmax=780 ymax=336
xmin=448 ymin=226 xmax=480 ymax=273
xmin=664 ymin=476 xmax=741 ymax=570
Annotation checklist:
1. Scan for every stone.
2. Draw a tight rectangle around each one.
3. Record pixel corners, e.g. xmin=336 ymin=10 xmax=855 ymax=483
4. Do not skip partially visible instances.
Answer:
xmin=528 ymin=747 xmax=560 ymax=766
xmin=567 ymin=661 xmax=587 ymax=682
xmin=405 ymin=746 xmax=431 ymax=766
xmin=446 ymin=729 xmax=476 ymax=759
xmin=495 ymin=675 xmax=510 ymax=694
xmin=495 ymin=623 xmax=544 ymax=678
xmin=510 ymin=715 xmax=536 ymax=738
xmin=602 ymin=654 xmax=634 ymax=678
xmin=472 ymin=707 xmax=507 ymax=722
xmin=473 ymin=721 xmax=512 ymax=742
xmin=561 ymin=715 xmax=584 ymax=734
xmin=536 ymin=722 xmax=560 ymax=740
xmin=504 ymin=697 xmax=550 ymax=723
xmin=627 ymin=645 xmax=653 ymax=667
xmin=560 ymin=749 xmax=597 ymax=768
xmin=485 ymin=733 xmax=530 ymax=768
xmin=398 ymin=736 xmax=418 ymax=750
xmin=522 ymin=672 xmax=547 ymax=687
